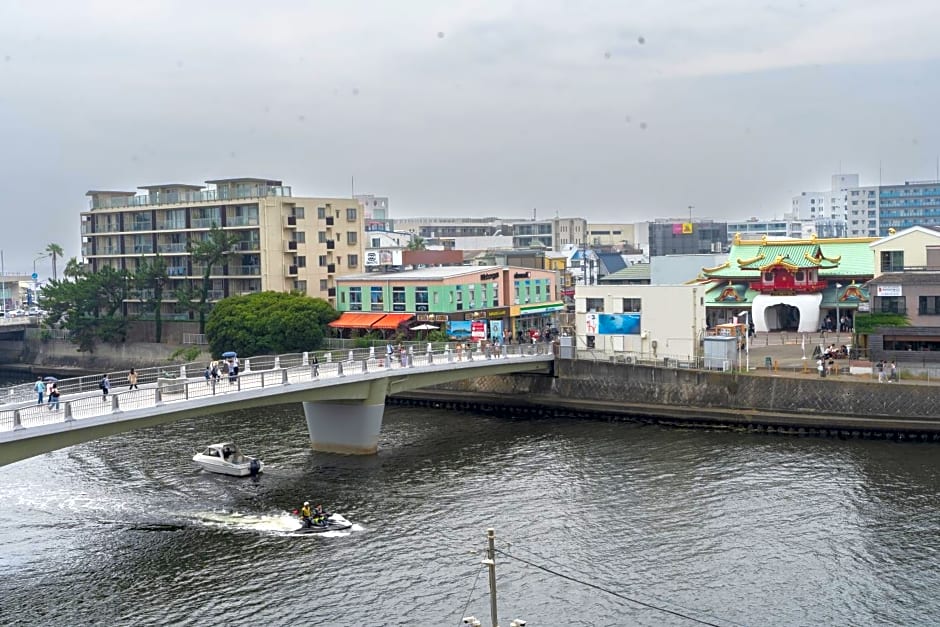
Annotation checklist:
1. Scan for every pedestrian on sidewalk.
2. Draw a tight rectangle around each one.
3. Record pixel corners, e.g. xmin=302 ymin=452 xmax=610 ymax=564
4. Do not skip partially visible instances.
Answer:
xmin=34 ymin=377 xmax=46 ymax=405
xmin=100 ymin=374 xmax=111 ymax=400
xmin=128 ymin=368 xmax=139 ymax=390
xmin=48 ymin=384 xmax=60 ymax=412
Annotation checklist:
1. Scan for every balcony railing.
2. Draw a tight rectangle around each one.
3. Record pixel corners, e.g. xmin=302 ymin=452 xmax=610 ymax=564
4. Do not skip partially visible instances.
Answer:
xmin=156 ymin=221 xmax=187 ymax=231
xmin=190 ymin=265 xmax=224 ymax=276
xmin=286 ymin=216 xmax=297 ymax=227
xmin=167 ymin=266 xmax=189 ymax=276
xmin=230 ymin=265 xmax=261 ymax=275
xmin=207 ymin=290 xmax=225 ymax=300
xmin=327 ymin=287 xmax=336 ymax=297
xmin=287 ymin=241 xmax=297 ymax=250
xmin=288 ymin=265 xmax=298 ymax=275
xmin=234 ymin=240 xmax=260 ymax=251
xmin=191 ymin=217 xmax=221 ymax=229
xmin=130 ymin=221 xmax=154 ymax=231
xmin=131 ymin=246 xmax=155 ymax=254
xmin=157 ymin=243 xmax=188 ymax=253
xmin=325 ymin=216 xmax=334 ymax=226
xmin=327 ymin=263 xmax=336 ymax=273
xmin=326 ymin=240 xmax=335 ymax=250
xmin=227 ymin=216 xmax=259 ymax=227
xmin=90 ymin=185 xmax=292 ymax=209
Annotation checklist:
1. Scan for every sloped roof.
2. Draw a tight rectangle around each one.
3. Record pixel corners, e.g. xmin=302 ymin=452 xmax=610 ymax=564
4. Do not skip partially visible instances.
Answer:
xmin=701 ymin=236 xmax=875 ymax=279
xmin=596 ymin=253 xmax=627 ymax=274
xmin=600 ymin=263 xmax=650 ymax=282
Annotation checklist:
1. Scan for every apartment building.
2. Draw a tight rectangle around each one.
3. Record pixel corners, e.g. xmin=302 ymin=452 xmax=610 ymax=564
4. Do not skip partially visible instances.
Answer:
xmin=81 ymin=177 xmax=364 ymax=317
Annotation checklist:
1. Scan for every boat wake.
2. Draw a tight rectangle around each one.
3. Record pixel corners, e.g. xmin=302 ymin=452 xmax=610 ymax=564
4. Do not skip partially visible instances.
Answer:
xmin=194 ymin=510 xmax=363 ymax=536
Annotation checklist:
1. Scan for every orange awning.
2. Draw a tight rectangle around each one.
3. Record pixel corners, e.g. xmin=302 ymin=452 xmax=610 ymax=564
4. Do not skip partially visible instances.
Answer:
xmin=371 ymin=313 xmax=415 ymax=330
xmin=329 ymin=312 xmax=386 ymax=329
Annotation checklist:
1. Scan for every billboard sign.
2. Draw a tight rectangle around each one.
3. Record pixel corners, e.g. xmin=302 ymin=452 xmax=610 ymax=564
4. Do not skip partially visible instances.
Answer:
xmin=586 ymin=312 xmax=641 ymax=335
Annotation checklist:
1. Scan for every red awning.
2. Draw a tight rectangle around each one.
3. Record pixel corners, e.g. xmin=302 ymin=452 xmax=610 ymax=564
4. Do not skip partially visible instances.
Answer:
xmin=329 ymin=312 xmax=387 ymax=329
xmin=371 ymin=313 xmax=415 ymax=330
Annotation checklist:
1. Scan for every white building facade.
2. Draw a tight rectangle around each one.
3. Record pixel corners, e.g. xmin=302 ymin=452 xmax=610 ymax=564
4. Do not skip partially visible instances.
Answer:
xmin=575 ymin=284 xmax=706 ymax=360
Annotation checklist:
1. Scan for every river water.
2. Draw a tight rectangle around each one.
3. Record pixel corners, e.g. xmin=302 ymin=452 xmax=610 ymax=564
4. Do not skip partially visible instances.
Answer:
xmin=2 ymin=387 xmax=940 ymax=626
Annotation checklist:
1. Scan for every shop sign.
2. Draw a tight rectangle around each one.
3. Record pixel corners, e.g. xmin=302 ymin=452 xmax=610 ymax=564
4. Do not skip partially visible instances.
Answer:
xmin=471 ymin=320 xmax=487 ymax=340
xmin=480 ymin=271 xmax=500 ymax=280
xmin=518 ymin=302 xmax=564 ymax=315
xmin=513 ymin=271 xmax=531 ymax=279
xmin=485 ymin=308 xmax=509 ymax=319
xmin=876 ymin=285 xmax=902 ymax=297
xmin=417 ymin=313 xmax=449 ymax=322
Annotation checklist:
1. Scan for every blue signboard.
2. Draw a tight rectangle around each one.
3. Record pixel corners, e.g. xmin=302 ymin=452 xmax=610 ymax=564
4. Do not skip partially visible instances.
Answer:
xmin=586 ymin=313 xmax=641 ymax=335
xmin=448 ymin=320 xmax=472 ymax=338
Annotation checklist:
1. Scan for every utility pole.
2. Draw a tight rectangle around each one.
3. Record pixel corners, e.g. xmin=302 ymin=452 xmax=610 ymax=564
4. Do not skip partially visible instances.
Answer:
xmin=485 ymin=528 xmax=499 ymax=627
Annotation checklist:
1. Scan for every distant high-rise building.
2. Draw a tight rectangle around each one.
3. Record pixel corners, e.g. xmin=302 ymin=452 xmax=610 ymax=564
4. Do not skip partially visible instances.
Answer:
xmin=792 ymin=174 xmax=877 ymax=237
xmin=647 ymin=219 xmax=728 ymax=257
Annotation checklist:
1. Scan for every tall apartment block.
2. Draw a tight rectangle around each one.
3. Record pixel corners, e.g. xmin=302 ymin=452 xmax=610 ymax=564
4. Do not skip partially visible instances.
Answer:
xmin=81 ymin=177 xmax=364 ymax=317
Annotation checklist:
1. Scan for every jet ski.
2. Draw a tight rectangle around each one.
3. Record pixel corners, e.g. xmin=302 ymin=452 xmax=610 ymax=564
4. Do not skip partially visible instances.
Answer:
xmin=293 ymin=512 xmax=352 ymax=534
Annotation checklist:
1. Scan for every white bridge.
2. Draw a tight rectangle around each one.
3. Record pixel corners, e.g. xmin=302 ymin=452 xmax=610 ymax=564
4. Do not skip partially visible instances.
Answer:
xmin=0 ymin=345 xmax=554 ymax=467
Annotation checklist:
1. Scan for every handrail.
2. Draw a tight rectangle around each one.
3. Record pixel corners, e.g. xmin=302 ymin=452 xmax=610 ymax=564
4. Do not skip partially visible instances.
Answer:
xmin=0 ymin=343 xmax=552 ymax=433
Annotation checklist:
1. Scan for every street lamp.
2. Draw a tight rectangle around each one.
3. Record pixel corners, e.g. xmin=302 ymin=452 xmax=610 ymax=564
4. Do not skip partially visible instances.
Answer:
xmin=835 ymin=283 xmax=843 ymax=343
xmin=738 ymin=310 xmax=749 ymax=372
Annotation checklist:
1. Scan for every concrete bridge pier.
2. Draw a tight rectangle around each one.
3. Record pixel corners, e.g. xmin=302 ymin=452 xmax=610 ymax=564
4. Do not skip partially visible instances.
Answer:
xmin=301 ymin=378 xmax=390 ymax=454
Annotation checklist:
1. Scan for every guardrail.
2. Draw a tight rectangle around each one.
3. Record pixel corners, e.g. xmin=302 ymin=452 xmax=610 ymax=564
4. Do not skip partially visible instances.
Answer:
xmin=0 ymin=342 xmax=551 ymax=433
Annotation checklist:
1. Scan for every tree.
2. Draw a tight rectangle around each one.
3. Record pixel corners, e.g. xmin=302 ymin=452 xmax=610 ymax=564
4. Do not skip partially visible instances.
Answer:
xmin=205 ymin=291 xmax=339 ymax=357
xmin=63 ymin=256 xmax=83 ymax=280
xmin=134 ymin=254 xmax=169 ymax=343
xmin=406 ymin=236 xmax=426 ymax=251
xmin=180 ymin=225 xmax=241 ymax=334
xmin=45 ymin=243 xmax=64 ymax=281
xmin=40 ymin=265 xmax=131 ymax=351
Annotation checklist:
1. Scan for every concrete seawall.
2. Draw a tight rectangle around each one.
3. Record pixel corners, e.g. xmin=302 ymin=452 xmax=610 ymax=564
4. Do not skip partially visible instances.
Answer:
xmin=390 ymin=359 xmax=940 ymax=440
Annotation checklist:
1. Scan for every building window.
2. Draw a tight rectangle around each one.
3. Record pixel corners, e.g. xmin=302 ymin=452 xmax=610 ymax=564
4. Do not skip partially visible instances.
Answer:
xmin=320 ymin=279 xmax=328 ymax=291
xmin=370 ymin=286 xmax=384 ymax=311
xmin=296 ymin=231 xmax=306 ymax=244
xmin=622 ymin=298 xmax=641 ymax=312
xmin=880 ymin=250 xmax=904 ymax=272
xmin=415 ymin=286 xmax=429 ymax=312
xmin=876 ymin=296 xmax=906 ymax=314
xmin=919 ymin=296 xmax=940 ymax=315
xmin=318 ymin=231 xmax=327 ymax=243
xmin=493 ymin=284 xmax=499 ymax=306
xmin=794 ymin=271 xmax=805 ymax=281
xmin=318 ymin=255 xmax=327 ymax=266
xmin=350 ymin=287 xmax=362 ymax=311
xmin=294 ymin=280 xmax=307 ymax=292
xmin=456 ymin=288 xmax=463 ymax=311
xmin=346 ymin=207 xmax=358 ymax=222
xmin=347 ymin=231 xmax=358 ymax=246
xmin=317 ymin=206 xmax=326 ymax=219
xmin=294 ymin=207 xmax=305 ymax=219
xmin=348 ymin=254 xmax=358 ymax=268
xmin=371 ymin=237 xmax=381 ymax=247
xmin=296 ymin=256 xmax=306 ymax=268
xmin=586 ymin=298 xmax=604 ymax=312
xmin=392 ymin=287 xmax=406 ymax=312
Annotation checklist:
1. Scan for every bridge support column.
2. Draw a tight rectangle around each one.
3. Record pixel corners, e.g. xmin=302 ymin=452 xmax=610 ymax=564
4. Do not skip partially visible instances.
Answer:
xmin=302 ymin=401 xmax=384 ymax=454
xmin=301 ymin=377 xmax=389 ymax=454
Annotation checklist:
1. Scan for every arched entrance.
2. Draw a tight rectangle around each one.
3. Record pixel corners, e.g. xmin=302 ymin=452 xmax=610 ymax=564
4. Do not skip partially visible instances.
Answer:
xmin=763 ymin=303 xmax=800 ymax=331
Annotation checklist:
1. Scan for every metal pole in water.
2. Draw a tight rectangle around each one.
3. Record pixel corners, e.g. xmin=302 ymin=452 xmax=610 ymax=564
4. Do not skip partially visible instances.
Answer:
xmin=485 ymin=528 xmax=499 ymax=627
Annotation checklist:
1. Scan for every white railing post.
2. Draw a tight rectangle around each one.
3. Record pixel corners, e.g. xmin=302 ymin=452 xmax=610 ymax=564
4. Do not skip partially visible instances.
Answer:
xmin=282 ymin=368 xmax=289 ymax=384
xmin=362 ymin=359 xmax=369 ymax=373
xmin=179 ymin=365 xmax=186 ymax=378
xmin=13 ymin=409 xmax=22 ymax=429
xmin=275 ymin=355 xmax=280 ymax=369
xmin=244 ymin=358 xmax=251 ymax=372
xmin=184 ymin=380 xmax=190 ymax=400
xmin=111 ymin=394 xmax=121 ymax=412
xmin=302 ymin=351 xmax=309 ymax=366
xmin=337 ymin=362 xmax=345 ymax=377
xmin=63 ymin=402 xmax=73 ymax=422
xmin=155 ymin=388 xmax=163 ymax=406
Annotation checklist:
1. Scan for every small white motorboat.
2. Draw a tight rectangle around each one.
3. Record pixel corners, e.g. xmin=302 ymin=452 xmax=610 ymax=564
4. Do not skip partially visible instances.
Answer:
xmin=193 ymin=442 xmax=264 ymax=477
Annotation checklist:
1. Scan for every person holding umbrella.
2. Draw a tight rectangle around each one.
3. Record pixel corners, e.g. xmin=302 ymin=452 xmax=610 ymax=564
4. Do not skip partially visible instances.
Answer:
xmin=222 ymin=351 xmax=238 ymax=383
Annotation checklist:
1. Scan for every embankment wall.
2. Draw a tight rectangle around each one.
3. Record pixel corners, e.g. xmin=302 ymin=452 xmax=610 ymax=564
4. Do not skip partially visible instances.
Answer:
xmin=392 ymin=359 xmax=940 ymax=437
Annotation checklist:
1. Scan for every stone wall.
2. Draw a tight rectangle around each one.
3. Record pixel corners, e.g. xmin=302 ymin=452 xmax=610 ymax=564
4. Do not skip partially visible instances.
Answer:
xmin=409 ymin=359 xmax=940 ymax=433
xmin=18 ymin=337 xmax=210 ymax=373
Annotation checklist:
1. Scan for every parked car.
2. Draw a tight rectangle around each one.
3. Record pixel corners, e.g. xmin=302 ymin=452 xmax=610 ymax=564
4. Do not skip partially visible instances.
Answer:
xmin=7 ymin=309 xmax=26 ymax=318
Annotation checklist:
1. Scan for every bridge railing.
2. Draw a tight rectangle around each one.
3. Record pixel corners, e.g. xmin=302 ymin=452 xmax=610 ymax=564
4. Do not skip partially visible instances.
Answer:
xmin=0 ymin=343 xmax=552 ymax=433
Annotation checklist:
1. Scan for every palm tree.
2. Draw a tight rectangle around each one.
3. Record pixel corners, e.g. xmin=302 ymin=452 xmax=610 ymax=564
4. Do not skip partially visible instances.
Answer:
xmin=406 ymin=236 xmax=426 ymax=251
xmin=45 ymin=243 xmax=64 ymax=281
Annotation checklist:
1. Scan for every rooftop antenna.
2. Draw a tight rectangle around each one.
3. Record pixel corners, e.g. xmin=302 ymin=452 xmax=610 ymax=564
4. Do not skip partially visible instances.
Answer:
xmin=533 ymin=207 xmax=536 ymax=221
xmin=351 ymin=175 xmax=355 ymax=198
xmin=879 ymin=160 xmax=882 ymax=185
xmin=688 ymin=205 xmax=693 ymax=222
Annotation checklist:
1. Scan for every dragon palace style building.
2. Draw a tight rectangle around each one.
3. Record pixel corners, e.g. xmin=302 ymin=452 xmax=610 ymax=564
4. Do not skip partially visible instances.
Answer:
xmin=693 ymin=234 xmax=877 ymax=333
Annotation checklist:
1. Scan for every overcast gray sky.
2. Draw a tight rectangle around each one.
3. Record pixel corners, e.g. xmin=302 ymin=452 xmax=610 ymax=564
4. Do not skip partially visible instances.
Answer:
xmin=2 ymin=0 xmax=940 ymax=272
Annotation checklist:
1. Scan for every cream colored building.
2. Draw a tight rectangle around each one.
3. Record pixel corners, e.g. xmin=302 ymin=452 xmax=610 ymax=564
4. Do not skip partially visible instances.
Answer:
xmin=587 ymin=222 xmax=636 ymax=248
xmin=869 ymin=225 xmax=940 ymax=275
xmin=81 ymin=178 xmax=364 ymax=317
xmin=575 ymin=284 xmax=706 ymax=360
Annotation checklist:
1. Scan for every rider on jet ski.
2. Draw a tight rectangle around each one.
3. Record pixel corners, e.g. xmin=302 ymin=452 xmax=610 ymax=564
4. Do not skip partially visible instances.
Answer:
xmin=299 ymin=501 xmax=327 ymax=528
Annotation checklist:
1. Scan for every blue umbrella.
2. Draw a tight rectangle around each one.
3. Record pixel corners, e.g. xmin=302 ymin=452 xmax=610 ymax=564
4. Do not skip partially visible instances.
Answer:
xmin=221 ymin=351 xmax=237 ymax=358
xmin=43 ymin=376 xmax=58 ymax=382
